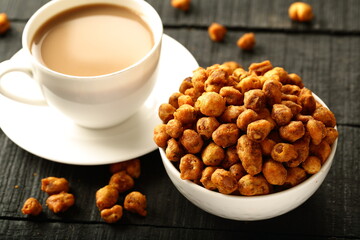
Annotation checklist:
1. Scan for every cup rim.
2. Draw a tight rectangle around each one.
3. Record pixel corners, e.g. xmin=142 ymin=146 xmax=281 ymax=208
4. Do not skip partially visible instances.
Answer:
xmin=22 ymin=0 xmax=163 ymax=80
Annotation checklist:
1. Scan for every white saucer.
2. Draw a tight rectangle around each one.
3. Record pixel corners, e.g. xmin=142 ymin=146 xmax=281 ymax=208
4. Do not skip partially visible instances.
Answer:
xmin=0 ymin=34 xmax=199 ymax=165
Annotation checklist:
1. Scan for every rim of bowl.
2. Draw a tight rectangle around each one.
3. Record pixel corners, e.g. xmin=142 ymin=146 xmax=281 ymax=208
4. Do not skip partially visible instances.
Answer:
xmin=160 ymin=93 xmax=338 ymax=200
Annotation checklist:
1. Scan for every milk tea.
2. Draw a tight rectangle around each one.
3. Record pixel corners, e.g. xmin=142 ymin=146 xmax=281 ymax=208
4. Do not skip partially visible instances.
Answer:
xmin=31 ymin=4 xmax=154 ymax=76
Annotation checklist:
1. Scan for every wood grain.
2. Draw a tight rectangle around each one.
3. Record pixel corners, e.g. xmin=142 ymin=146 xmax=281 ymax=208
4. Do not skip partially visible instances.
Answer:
xmin=147 ymin=0 xmax=360 ymax=33
xmin=0 ymin=0 xmax=49 ymax=20
xmin=0 ymin=0 xmax=359 ymax=239
xmin=1 ymin=0 xmax=360 ymax=33
xmin=1 ymin=219 xmax=338 ymax=240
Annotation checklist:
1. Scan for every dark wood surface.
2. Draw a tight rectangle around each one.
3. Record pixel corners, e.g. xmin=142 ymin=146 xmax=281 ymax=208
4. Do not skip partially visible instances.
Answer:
xmin=0 ymin=0 xmax=359 ymax=239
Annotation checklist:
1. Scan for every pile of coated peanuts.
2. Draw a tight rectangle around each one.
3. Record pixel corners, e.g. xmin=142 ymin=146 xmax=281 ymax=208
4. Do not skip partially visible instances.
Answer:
xmin=95 ymin=159 xmax=147 ymax=223
xmin=154 ymin=60 xmax=337 ymax=196
xmin=21 ymin=177 xmax=74 ymax=215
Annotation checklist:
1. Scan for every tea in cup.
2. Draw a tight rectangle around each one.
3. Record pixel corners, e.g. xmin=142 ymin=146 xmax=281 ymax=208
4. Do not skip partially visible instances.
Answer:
xmin=0 ymin=0 xmax=163 ymax=129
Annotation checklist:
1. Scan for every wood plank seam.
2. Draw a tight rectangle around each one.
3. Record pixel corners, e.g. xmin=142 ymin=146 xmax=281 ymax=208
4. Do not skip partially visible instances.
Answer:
xmin=163 ymin=25 xmax=360 ymax=36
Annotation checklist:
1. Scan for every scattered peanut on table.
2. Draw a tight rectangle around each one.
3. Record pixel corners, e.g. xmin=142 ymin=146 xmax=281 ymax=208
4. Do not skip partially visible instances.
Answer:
xmin=237 ymin=33 xmax=256 ymax=50
xmin=0 ymin=13 xmax=10 ymax=34
xmin=171 ymin=0 xmax=191 ymax=11
xmin=208 ymin=23 xmax=227 ymax=42
xmin=288 ymin=2 xmax=314 ymax=22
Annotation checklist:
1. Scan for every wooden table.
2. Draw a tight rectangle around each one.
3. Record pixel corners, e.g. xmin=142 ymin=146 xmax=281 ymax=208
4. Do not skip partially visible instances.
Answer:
xmin=1 ymin=0 xmax=359 ymax=239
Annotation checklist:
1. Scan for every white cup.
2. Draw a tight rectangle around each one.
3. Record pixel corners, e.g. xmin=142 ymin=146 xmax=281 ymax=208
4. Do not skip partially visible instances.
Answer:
xmin=0 ymin=0 xmax=163 ymax=129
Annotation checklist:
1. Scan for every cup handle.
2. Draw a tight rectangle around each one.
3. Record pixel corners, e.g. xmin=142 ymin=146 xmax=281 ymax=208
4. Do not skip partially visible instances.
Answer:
xmin=0 ymin=59 xmax=47 ymax=105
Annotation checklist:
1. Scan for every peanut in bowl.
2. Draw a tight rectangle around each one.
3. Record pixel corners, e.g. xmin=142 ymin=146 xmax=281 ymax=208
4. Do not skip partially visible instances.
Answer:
xmin=159 ymin=128 xmax=337 ymax=221
xmin=154 ymin=61 xmax=338 ymax=220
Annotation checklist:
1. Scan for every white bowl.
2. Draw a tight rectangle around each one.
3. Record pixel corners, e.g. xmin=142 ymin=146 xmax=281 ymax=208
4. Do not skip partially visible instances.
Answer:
xmin=159 ymin=95 xmax=338 ymax=221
